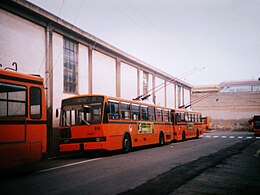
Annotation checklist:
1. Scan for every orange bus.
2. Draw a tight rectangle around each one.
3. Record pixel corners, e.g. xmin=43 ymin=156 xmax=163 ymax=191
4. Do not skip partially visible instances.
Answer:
xmin=58 ymin=94 xmax=174 ymax=153
xmin=0 ymin=69 xmax=47 ymax=169
xmin=251 ymin=115 xmax=260 ymax=136
xmin=58 ymin=94 xmax=204 ymax=153
xmin=173 ymin=109 xmax=203 ymax=141
xmin=202 ymin=116 xmax=211 ymax=132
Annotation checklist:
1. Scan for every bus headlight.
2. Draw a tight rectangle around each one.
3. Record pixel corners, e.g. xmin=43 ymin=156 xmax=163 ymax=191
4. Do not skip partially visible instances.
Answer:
xmin=96 ymin=137 xmax=106 ymax=142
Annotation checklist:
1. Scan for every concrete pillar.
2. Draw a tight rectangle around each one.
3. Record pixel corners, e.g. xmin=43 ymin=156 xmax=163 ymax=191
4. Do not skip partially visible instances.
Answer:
xmin=45 ymin=25 xmax=54 ymax=155
xmin=116 ymin=58 xmax=121 ymax=97
xmin=152 ymin=74 xmax=156 ymax=104
xmin=88 ymin=46 xmax=93 ymax=94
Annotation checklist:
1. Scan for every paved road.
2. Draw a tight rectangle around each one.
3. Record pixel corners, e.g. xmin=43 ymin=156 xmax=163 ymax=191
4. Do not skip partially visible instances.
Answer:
xmin=1 ymin=131 xmax=259 ymax=194
xmin=171 ymin=138 xmax=260 ymax=194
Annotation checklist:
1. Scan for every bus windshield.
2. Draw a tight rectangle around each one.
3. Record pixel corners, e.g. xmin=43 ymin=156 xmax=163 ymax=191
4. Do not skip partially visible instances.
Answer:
xmin=253 ymin=116 xmax=260 ymax=129
xmin=60 ymin=96 xmax=104 ymax=126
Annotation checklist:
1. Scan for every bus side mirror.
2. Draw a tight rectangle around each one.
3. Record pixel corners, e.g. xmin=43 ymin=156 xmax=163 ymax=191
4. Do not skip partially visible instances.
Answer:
xmin=56 ymin=109 xmax=59 ymax=118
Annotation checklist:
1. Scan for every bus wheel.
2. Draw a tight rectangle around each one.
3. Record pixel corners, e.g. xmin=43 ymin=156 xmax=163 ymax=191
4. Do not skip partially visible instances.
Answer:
xmin=182 ymin=131 xmax=186 ymax=141
xmin=122 ymin=134 xmax=131 ymax=153
xmin=159 ymin=132 xmax=165 ymax=146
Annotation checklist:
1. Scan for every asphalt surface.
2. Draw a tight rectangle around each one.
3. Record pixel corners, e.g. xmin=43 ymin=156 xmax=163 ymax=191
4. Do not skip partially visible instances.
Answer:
xmin=121 ymin=138 xmax=260 ymax=194
xmin=0 ymin=131 xmax=259 ymax=194
xmin=171 ymin=138 xmax=260 ymax=194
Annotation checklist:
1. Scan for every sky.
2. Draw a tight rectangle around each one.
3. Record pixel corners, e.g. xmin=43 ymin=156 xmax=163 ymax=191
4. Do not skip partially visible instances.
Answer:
xmin=28 ymin=0 xmax=260 ymax=86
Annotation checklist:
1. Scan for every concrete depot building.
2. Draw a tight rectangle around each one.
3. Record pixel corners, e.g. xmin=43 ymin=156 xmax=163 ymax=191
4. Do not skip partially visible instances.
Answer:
xmin=191 ymin=80 xmax=260 ymax=131
xmin=0 ymin=0 xmax=192 ymax=154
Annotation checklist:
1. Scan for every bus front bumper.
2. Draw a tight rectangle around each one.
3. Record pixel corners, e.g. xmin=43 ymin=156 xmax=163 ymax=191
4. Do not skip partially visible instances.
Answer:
xmin=59 ymin=142 xmax=107 ymax=152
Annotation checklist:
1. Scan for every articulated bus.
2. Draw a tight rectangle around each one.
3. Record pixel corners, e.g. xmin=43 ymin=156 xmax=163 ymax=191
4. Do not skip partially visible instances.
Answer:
xmin=251 ymin=115 xmax=260 ymax=136
xmin=0 ymin=69 xmax=47 ymax=169
xmin=58 ymin=94 xmax=203 ymax=153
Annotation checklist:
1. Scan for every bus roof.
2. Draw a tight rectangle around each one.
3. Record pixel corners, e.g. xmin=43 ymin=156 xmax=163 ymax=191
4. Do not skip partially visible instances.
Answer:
xmin=174 ymin=109 xmax=202 ymax=114
xmin=61 ymin=94 xmax=202 ymax=114
xmin=0 ymin=69 xmax=44 ymax=85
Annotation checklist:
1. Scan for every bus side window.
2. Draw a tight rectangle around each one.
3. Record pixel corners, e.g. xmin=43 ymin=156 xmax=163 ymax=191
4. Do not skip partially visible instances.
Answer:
xmin=176 ymin=113 xmax=181 ymax=122
xmin=148 ymin=106 xmax=155 ymax=121
xmin=141 ymin=105 xmax=148 ymax=121
xmin=121 ymin=102 xmax=130 ymax=120
xmin=156 ymin=108 xmax=163 ymax=122
xmin=181 ymin=113 xmax=185 ymax=122
xmin=184 ymin=113 xmax=188 ymax=122
xmin=168 ymin=110 xmax=172 ymax=122
xmin=30 ymin=87 xmax=42 ymax=119
xmin=190 ymin=113 xmax=194 ymax=122
xmin=108 ymin=100 xmax=120 ymax=120
xmin=0 ymin=82 xmax=27 ymax=117
xmin=188 ymin=113 xmax=191 ymax=122
xmin=164 ymin=110 xmax=169 ymax=122
xmin=170 ymin=110 xmax=174 ymax=123
xmin=132 ymin=104 xmax=140 ymax=120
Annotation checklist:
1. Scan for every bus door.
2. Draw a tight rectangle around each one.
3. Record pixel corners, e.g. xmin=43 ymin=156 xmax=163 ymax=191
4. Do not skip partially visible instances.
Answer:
xmin=0 ymin=83 xmax=30 ymax=167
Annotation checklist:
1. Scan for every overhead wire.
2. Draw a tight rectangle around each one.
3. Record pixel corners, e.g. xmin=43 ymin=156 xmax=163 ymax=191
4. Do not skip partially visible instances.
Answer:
xmin=134 ymin=67 xmax=205 ymax=101
xmin=105 ymin=1 xmax=206 ymax=104
xmin=180 ymin=86 xmax=229 ymax=109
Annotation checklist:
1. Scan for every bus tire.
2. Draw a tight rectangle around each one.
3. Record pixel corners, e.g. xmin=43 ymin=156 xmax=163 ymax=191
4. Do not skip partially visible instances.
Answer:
xmin=122 ymin=134 xmax=131 ymax=153
xmin=159 ymin=132 xmax=165 ymax=146
xmin=182 ymin=131 xmax=186 ymax=141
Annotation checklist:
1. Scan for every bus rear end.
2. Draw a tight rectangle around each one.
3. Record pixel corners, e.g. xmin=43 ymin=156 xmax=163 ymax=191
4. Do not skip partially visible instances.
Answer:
xmin=58 ymin=95 xmax=108 ymax=152
xmin=252 ymin=115 xmax=260 ymax=136
xmin=202 ymin=116 xmax=211 ymax=132
xmin=0 ymin=69 xmax=47 ymax=169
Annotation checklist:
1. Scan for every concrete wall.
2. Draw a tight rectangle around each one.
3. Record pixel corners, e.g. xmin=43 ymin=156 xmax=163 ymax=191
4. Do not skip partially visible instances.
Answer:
xmin=0 ymin=9 xmax=45 ymax=78
xmin=147 ymin=73 xmax=154 ymax=103
xmin=176 ymin=85 xmax=182 ymax=108
xmin=92 ymin=50 xmax=116 ymax=96
xmin=184 ymin=88 xmax=190 ymax=107
xmin=78 ymin=44 xmax=89 ymax=94
xmin=166 ymin=83 xmax=175 ymax=108
xmin=191 ymin=92 xmax=260 ymax=130
xmin=155 ymin=76 xmax=165 ymax=106
xmin=121 ymin=62 xmax=138 ymax=100
xmin=52 ymin=32 xmax=65 ymax=127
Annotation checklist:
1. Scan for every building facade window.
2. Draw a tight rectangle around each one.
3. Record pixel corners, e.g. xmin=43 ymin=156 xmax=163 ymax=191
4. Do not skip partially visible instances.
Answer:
xmin=253 ymin=85 xmax=260 ymax=92
xmin=143 ymin=71 xmax=148 ymax=95
xmin=221 ymin=85 xmax=256 ymax=93
xmin=64 ymin=38 xmax=78 ymax=94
